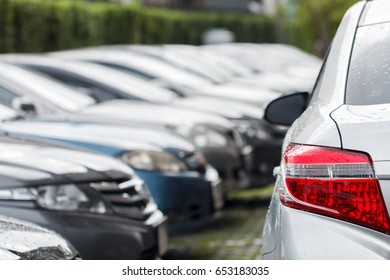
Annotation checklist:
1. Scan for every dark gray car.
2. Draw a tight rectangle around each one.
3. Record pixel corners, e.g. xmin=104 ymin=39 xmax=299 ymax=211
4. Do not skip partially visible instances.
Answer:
xmin=0 ymin=134 xmax=167 ymax=260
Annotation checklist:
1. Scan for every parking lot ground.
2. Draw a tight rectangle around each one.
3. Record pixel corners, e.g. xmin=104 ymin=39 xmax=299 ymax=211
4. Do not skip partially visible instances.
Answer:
xmin=163 ymin=185 xmax=274 ymax=260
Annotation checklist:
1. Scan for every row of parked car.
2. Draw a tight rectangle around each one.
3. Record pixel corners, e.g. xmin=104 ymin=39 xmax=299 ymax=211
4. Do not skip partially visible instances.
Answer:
xmin=0 ymin=43 xmax=321 ymax=259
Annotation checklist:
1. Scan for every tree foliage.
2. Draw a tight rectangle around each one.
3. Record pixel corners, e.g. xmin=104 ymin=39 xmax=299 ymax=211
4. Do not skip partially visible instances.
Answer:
xmin=281 ymin=0 xmax=359 ymax=55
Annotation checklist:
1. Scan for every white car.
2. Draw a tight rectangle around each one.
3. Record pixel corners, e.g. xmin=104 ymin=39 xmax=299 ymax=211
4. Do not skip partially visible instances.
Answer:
xmin=262 ymin=0 xmax=390 ymax=259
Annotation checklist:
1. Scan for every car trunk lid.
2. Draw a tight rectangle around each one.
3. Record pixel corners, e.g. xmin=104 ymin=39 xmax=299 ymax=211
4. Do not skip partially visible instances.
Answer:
xmin=332 ymin=104 xmax=390 ymax=219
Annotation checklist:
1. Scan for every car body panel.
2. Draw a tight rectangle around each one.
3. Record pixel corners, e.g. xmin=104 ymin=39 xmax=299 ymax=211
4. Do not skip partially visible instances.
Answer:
xmin=331 ymin=104 xmax=390 ymax=161
xmin=282 ymin=1 xmax=366 ymax=149
xmin=262 ymin=1 xmax=378 ymax=260
xmin=331 ymin=104 xmax=390 ymax=216
xmin=263 ymin=204 xmax=390 ymax=260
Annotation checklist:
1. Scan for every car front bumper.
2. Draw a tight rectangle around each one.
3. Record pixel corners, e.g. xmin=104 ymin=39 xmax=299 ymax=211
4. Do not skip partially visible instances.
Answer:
xmin=135 ymin=165 xmax=223 ymax=234
xmin=200 ymin=146 xmax=250 ymax=192
xmin=244 ymin=137 xmax=283 ymax=188
xmin=0 ymin=205 xmax=167 ymax=260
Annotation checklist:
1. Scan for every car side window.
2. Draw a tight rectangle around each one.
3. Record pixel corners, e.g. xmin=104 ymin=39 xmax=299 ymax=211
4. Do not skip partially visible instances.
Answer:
xmin=0 ymin=85 xmax=20 ymax=107
xmin=45 ymin=72 xmax=91 ymax=89
xmin=96 ymin=62 xmax=154 ymax=81
xmin=30 ymin=67 xmax=119 ymax=103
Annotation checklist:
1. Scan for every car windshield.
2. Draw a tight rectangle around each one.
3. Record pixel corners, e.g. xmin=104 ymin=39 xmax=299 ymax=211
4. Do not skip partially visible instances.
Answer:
xmin=0 ymin=63 xmax=96 ymax=112
xmin=66 ymin=62 xmax=178 ymax=103
xmin=347 ymin=22 xmax=390 ymax=105
xmin=81 ymin=51 xmax=213 ymax=86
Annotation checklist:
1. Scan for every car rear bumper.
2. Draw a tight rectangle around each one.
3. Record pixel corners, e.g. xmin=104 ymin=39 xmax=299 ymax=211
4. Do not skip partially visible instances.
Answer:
xmin=262 ymin=204 xmax=390 ymax=260
xmin=0 ymin=206 xmax=167 ymax=260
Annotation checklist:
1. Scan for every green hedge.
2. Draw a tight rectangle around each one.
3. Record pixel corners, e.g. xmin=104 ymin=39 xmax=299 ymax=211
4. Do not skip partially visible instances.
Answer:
xmin=0 ymin=0 xmax=277 ymax=53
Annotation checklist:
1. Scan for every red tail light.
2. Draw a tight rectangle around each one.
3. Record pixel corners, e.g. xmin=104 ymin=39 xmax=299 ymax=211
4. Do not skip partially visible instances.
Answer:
xmin=281 ymin=144 xmax=390 ymax=234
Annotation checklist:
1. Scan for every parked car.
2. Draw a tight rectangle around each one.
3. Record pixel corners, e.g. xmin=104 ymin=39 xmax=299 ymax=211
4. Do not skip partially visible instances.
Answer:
xmin=1 ymin=55 xmax=284 ymax=188
xmin=0 ymin=215 xmax=79 ymax=260
xmin=262 ymin=0 xmax=390 ymax=259
xmin=203 ymin=43 xmax=321 ymax=93
xmin=0 ymin=134 xmax=167 ymax=260
xmin=126 ymin=44 xmax=318 ymax=93
xmin=0 ymin=61 xmax=251 ymax=191
xmin=0 ymin=54 xmax=264 ymax=122
xmin=49 ymin=48 xmax=282 ymax=106
xmin=118 ymin=44 xmax=234 ymax=84
xmin=0 ymin=103 xmax=222 ymax=233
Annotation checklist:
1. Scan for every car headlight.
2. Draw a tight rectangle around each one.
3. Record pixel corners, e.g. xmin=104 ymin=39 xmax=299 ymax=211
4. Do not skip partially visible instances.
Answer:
xmin=120 ymin=150 xmax=188 ymax=172
xmin=0 ymin=184 xmax=108 ymax=214
xmin=174 ymin=125 xmax=229 ymax=147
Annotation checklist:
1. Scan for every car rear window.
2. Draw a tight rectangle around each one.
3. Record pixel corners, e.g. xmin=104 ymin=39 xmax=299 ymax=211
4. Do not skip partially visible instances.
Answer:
xmin=346 ymin=22 xmax=390 ymax=105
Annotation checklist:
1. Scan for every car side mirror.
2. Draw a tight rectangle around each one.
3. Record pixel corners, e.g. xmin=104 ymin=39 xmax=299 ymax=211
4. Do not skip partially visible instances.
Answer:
xmin=264 ymin=92 xmax=309 ymax=126
xmin=12 ymin=97 xmax=37 ymax=115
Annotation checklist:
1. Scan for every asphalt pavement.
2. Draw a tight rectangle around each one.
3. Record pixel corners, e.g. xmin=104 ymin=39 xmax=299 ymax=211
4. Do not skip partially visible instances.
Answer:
xmin=164 ymin=186 xmax=273 ymax=260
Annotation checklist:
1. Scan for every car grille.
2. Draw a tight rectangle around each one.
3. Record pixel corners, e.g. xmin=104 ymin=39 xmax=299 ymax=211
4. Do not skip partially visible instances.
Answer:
xmin=88 ymin=178 xmax=154 ymax=221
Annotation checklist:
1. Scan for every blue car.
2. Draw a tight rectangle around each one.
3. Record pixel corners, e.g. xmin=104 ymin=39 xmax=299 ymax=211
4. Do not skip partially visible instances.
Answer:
xmin=0 ymin=104 xmax=223 ymax=233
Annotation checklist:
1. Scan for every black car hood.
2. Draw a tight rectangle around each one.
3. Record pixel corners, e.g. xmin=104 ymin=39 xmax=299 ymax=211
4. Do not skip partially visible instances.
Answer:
xmin=0 ymin=136 xmax=134 ymax=187
xmin=0 ymin=215 xmax=78 ymax=260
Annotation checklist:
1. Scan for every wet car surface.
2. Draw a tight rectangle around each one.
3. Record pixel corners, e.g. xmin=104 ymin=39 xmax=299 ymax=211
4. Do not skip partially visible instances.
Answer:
xmin=0 ymin=215 xmax=79 ymax=260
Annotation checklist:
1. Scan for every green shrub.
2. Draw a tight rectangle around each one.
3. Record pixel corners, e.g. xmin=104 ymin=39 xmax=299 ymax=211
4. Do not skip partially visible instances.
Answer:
xmin=0 ymin=0 xmax=358 ymax=54
xmin=0 ymin=0 xmax=276 ymax=53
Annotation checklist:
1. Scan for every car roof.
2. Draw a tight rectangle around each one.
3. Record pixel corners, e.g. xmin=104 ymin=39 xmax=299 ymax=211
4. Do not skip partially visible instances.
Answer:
xmin=361 ymin=0 xmax=390 ymax=26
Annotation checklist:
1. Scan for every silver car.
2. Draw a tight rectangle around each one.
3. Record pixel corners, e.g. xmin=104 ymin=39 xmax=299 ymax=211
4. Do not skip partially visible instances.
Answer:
xmin=262 ymin=0 xmax=390 ymax=259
